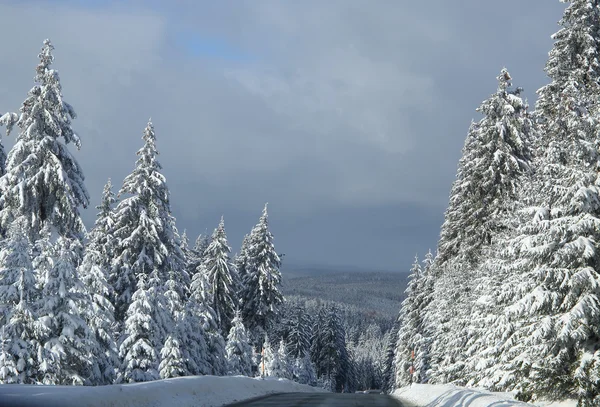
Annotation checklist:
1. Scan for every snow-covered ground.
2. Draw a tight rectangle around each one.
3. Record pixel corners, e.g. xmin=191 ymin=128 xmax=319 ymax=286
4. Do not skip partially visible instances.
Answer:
xmin=0 ymin=375 xmax=327 ymax=407
xmin=392 ymin=384 xmax=577 ymax=407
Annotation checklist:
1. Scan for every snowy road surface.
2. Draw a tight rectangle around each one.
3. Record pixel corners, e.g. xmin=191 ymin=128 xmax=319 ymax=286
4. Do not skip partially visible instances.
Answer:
xmin=223 ymin=392 xmax=405 ymax=406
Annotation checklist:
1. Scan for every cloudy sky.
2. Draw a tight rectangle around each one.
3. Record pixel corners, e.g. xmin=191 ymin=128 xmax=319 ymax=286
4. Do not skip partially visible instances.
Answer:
xmin=0 ymin=0 xmax=565 ymax=272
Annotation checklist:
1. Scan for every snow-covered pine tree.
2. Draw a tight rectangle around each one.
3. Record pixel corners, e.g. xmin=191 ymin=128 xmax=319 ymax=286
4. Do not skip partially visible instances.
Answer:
xmin=34 ymin=235 xmax=98 ymax=385
xmin=426 ymin=69 xmax=534 ymax=384
xmin=234 ymin=234 xmax=251 ymax=299
xmin=110 ymin=120 xmax=188 ymax=324
xmin=436 ymin=68 xmax=533 ymax=266
xmin=179 ymin=300 xmax=211 ymax=376
xmin=381 ymin=315 xmax=400 ymax=394
xmin=240 ymin=204 xmax=283 ymax=345
xmin=201 ymin=217 xmax=238 ymax=334
xmin=0 ymin=218 xmax=38 ymax=384
xmin=225 ymin=311 xmax=253 ymax=376
xmin=159 ymin=335 xmax=186 ymax=379
xmin=193 ymin=232 xmax=210 ymax=264
xmin=294 ymin=351 xmax=317 ymax=386
xmin=276 ymin=340 xmax=293 ymax=379
xmin=311 ymin=306 xmax=354 ymax=392
xmin=262 ymin=335 xmax=276 ymax=377
xmin=180 ymin=230 xmax=190 ymax=259
xmin=78 ymin=179 xmax=118 ymax=384
xmin=286 ymin=305 xmax=311 ymax=360
xmin=0 ymin=327 xmax=18 ymax=384
xmin=394 ymin=255 xmax=430 ymax=387
xmin=478 ymin=1 xmax=600 ymax=401
xmin=188 ymin=264 xmax=227 ymax=376
xmin=117 ymin=273 xmax=161 ymax=383
xmin=0 ymin=40 xmax=89 ymax=241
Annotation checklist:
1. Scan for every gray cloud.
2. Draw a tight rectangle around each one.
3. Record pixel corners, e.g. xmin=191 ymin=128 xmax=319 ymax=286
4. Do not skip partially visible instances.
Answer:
xmin=0 ymin=0 xmax=565 ymax=270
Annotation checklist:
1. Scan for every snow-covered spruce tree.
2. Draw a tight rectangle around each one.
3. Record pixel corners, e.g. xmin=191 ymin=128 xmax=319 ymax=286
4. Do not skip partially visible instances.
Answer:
xmin=117 ymin=273 xmax=162 ymax=383
xmin=188 ymin=265 xmax=227 ymax=376
xmin=161 ymin=270 xmax=188 ymax=379
xmin=190 ymin=233 xmax=210 ymax=272
xmin=0 ymin=40 xmax=89 ymax=241
xmin=240 ymin=204 xmax=283 ymax=345
xmin=110 ymin=120 xmax=188 ymax=324
xmin=426 ymin=69 xmax=534 ymax=384
xmin=225 ymin=311 xmax=253 ymax=376
xmin=294 ymin=351 xmax=317 ymax=386
xmin=0 ymin=327 xmax=18 ymax=384
xmin=234 ymin=234 xmax=250 ymax=298
xmin=286 ymin=305 xmax=311 ymax=360
xmin=180 ymin=230 xmax=190 ymax=259
xmin=311 ymin=306 xmax=354 ymax=392
xmin=0 ymin=218 xmax=38 ymax=384
xmin=179 ymin=300 xmax=211 ymax=376
xmin=394 ymin=255 xmax=430 ymax=387
xmin=478 ymin=1 xmax=600 ymax=401
xmin=159 ymin=335 xmax=186 ymax=379
xmin=436 ymin=68 xmax=533 ymax=266
xmin=201 ymin=217 xmax=238 ymax=334
xmin=78 ymin=179 xmax=118 ymax=384
xmin=382 ymin=315 xmax=400 ymax=394
xmin=34 ymin=235 xmax=99 ymax=385
xmin=262 ymin=335 xmax=276 ymax=377
xmin=274 ymin=339 xmax=293 ymax=379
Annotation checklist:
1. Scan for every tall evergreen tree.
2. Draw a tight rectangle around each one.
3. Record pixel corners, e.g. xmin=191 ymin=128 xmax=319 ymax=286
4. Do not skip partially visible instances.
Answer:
xmin=117 ymin=273 xmax=161 ymax=383
xmin=240 ymin=204 xmax=283 ymax=344
xmin=0 ymin=219 xmax=38 ymax=384
xmin=78 ymin=179 xmax=118 ymax=384
xmin=188 ymin=263 xmax=227 ymax=376
xmin=34 ymin=235 xmax=98 ymax=385
xmin=311 ymin=306 xmax=354 ymax=392
xmin=225 ymin=311 xmax=253 ymax=376
xmin=235 ymin=234 xmax=251 ymax=298
xmin=436 ymin=68 xmax=533 ymax=266
xmin=0 ymin=40 xmax=89 ymax=241
xmin=159 ymin=335 xmax=186 ymax=379
xmin=179 ymin=300 xmax=211 ymax=376
xmin=394 ymin=255 xmax=431 ymax=387
xmin=479 ymin=1 xmax=600 ymax=401
xmin=286 ymin=305 xmax=311 ymax=360
xmin=110 ymin=120 xmax=187 ymax=324
xmin=201 ymin=217 xmax=238 ymax=334
xmin=426 ymin=69 xmax=534 ymax=384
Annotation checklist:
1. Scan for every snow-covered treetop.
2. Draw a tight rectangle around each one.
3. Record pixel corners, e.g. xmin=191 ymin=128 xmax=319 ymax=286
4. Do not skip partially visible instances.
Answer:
xmin=0 ymin=39 xmax=89 ymax=240
xmin=536 ymin=0 xmax=600 ymax=154
xmin=111 ymin=120 xmax=186 ymax=320
xmin=98 ymin=179 xmax=116 ymax=220
xmin=436 ymin=69 xmax=533 ymax=265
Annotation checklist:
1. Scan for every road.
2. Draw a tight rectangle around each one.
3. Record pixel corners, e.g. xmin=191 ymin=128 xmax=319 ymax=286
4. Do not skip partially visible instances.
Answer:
xmin=223 ymin=392 xmax=405 ymax=407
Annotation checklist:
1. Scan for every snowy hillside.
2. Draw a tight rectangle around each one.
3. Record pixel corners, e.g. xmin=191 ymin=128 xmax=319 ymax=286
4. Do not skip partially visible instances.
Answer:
xmin=0 ymin=375 xmax=327 ymax=407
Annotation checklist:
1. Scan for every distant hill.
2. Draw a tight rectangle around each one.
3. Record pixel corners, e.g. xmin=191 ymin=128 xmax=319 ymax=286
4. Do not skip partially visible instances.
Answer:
xmin=280 ymin=265 xmax=409 ymax=320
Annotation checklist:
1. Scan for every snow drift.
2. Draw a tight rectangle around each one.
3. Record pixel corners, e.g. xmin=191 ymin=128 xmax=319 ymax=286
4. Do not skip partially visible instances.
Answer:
xmin=0 ymin=375 xmax=327 ymax=407
xmin=392 ymin=384 xmax=577 ymax=407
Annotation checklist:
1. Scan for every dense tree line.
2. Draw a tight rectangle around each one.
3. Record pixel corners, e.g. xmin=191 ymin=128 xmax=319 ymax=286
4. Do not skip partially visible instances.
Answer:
xmin=390 ymin=1 xmax=600 ymax=405
xmin=0 ymin=40 xmax=284 ymax=386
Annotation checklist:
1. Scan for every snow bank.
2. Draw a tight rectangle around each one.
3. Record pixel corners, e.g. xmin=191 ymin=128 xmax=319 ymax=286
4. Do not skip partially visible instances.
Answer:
xmin=0 ymin=375 xmax=327 ymax=407
xmin=393 ymin=384 xmax=531 ymax=407
xmin=392 ymin=384 xmax=578 ymax=407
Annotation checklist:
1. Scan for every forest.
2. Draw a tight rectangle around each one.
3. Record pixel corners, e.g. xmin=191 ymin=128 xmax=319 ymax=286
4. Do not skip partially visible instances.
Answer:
xmin=0 ymin=39 xmax=392 ymax=394
xmin=389 ymin=1 xmax=600 ymax=406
